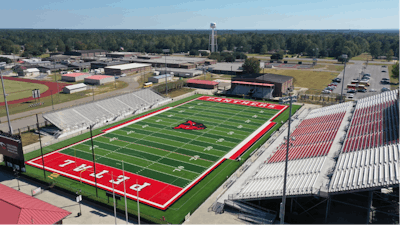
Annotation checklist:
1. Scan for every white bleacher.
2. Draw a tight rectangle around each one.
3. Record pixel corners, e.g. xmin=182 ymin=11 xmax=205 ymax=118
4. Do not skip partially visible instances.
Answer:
xmin=43 ymin=89 xmax=169 ymax=133
xmin=230 ymin=102 xmax=352 ymax=200
xmin=329 ymin=143 xmax=400 ymax=192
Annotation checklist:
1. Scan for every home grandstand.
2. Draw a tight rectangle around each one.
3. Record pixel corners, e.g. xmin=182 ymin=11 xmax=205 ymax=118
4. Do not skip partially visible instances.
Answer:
xmin=43 ymin=89 xmax=171 ymax=137
xmin=217 ymin=89 xmax=399 ymax=223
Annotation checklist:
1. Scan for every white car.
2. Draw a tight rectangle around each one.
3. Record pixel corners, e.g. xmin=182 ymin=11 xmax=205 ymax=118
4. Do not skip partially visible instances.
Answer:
xmin=369 ymin=89 xmax=377 ymax=92
xmin=120 ymin=74 xmax=127 ymax=77
xmin=348 ymin=94 xmax=354 ymax=98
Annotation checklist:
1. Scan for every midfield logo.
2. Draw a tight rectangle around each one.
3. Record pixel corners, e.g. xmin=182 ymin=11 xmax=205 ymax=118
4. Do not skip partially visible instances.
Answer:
xmin=173 ymin=120 xmax=207 ymax=130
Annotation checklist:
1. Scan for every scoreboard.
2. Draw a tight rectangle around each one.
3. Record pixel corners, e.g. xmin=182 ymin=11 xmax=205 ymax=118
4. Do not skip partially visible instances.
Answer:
xmin=0 ymin=131 xmax=25 ymax=172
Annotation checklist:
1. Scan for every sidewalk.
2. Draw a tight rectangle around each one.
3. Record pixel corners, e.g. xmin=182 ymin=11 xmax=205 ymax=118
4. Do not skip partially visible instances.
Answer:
xmin=0 ymin=170 xmax=138 ymax=224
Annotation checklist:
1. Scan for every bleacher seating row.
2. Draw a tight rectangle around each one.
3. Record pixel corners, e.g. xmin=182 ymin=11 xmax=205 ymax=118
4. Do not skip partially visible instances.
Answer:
xmin=342 ymin=89 xmax=399 ymax=152
xmin=329 ymin=143 xmax=400 ymax=192
xmin=44 ymin=89 xmax=168 ymax=131
xmin=269 ymin=102 xmax=352 ymax=162
xmin=230 ymin=157 xmax=325 ymax=199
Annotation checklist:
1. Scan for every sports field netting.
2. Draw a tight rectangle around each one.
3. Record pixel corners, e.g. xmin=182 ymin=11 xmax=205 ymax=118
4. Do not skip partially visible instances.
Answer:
xmin=26 ymin=96 xmax=287 ymax=210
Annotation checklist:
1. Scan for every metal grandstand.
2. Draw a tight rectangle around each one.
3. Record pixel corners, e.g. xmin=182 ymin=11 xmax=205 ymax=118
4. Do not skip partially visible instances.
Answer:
xmin=217 ymin=89 xmax=399 ymax=223
xmin=43 ymin=89 xmax=170 ymax=138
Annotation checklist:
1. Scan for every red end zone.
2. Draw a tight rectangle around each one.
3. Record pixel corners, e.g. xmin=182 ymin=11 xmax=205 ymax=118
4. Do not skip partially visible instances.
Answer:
xmin=26 ymin=152 xmax=182 ymax=209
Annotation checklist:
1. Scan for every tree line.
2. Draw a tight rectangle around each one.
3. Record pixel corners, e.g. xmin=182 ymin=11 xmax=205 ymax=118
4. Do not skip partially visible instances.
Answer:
xmin=0 ymin=29 xmax=397 ymax=60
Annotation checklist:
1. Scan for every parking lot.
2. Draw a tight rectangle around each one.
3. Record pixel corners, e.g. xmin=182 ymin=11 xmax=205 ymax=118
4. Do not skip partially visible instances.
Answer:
xmin=330 ymin=62 xmax=391 ymax=100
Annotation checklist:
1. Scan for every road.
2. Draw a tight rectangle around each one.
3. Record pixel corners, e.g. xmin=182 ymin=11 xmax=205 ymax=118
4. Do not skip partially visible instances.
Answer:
xmin=252 ymin=55 xmax=396 ymax=64
xmin=0 ymin=75 xmax=140 ymax=133
xmin=331 ymin=61 xmax=391 ymax=100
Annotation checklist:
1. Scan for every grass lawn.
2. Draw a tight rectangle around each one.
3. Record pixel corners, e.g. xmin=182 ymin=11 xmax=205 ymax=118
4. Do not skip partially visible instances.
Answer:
xmin=312 ymin=64 xmax=344 ymax=72
xmin=0 ymin=79 xmax=49 ymax=102
xmin=388 ymin=64 xmax=399 ymax=89
xmin=2 ymin=81 xmax=128 ymax=118
xmin=166 ymin=87 xmax=195 ymax=98
xmin=246 ymin=53 xmax=272 ymax=57
xmin=136 ymin=72 xmax=154 ymax=87
xmin=262 ymin=68 xmax=339 ymax=91
xmin=21 ymin=131 xmax=40 ymax=147
xmin=19 ymin=93 xmax=301 ymax=224
xmin=352 ymin=53 xmax=390 ymax=62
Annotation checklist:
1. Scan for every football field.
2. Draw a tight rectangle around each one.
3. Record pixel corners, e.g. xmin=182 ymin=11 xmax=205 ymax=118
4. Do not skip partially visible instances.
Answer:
xmin=26 ymin=96 xmax=287 ymax=210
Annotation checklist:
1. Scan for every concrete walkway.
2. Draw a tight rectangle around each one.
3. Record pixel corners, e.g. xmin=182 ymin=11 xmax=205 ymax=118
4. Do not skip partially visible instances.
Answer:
xmin=0 ymin=170 xmax=138 ymax=224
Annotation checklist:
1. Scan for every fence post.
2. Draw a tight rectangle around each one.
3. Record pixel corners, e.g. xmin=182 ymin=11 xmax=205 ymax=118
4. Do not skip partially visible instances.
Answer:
xmin=27 ymin=125 xmax=30 ymax=132
xmin=18 ymin=128 xmax=21 ymax=136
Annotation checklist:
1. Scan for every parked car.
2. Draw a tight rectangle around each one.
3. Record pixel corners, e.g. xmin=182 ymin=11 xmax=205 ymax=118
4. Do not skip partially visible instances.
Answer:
xmin=369 ymin=89 xmax=377 ymax=92
xmin=332 ymin=78 xmax=342 ymax=83
xmin=348 ymin=94 xmax=354 ymax=98
xmin=381 ymin=80 xmax=389 ymax=84
xmin=322 ymin=90 xmax=331 ymax=94
xmin=120 ymin=74 xmax=127 ymax=77
xmin=382 ymin=70 xmax=387 ymax=72
xmin=347 ymin=89 xmax=356 ymax=93
xmin=382 ymin=65 xmax=387 ymax=68
xmin=358 ymin=89 xmax=367 ymax=93
xmin=381 ymin=87 xmax=390 ymax=92
xmin=382 ymin=78 xmax=389 ymax=81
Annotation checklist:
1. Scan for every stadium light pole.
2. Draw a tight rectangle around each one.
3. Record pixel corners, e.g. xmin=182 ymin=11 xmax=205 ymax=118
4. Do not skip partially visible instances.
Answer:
xmin=137 ymin=179 xmax=140 ymax=225
xmin=36 ymin=114 xmax=46 ymax=179
xmin=122 ymin=161 xmax=128 ymax=224
xmin=1 ymin=72 xmax=13 ymax=134
xmin=163 ymin=49 xmax=170 ymax=95
xmin=112 ymin=172 xmax=117 ymax=225
xmin=280 ymin=92 xmax=293 ymax=224
xmin=89 ymin=124 xmax=98 ymax=197
xmin=340 ymin=54 xmax=348 ymax=103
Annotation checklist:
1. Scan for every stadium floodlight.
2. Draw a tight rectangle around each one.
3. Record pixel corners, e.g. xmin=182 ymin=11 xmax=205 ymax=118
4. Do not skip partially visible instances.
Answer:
xmin=163 ymin=49 xmax=170 ymax=95
xmin=280 ymin=92 xmax=293 ymax=224
xmin=1 ymin=72 xmax=12 ymax=134
xmin=340 ymin=54 xmax=348 ymax=103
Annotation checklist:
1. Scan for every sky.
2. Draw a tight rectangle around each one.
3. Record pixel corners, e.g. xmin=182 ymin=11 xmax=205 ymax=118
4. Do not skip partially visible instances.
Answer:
xmin=0 ymin=0 xmax=398 ymax=29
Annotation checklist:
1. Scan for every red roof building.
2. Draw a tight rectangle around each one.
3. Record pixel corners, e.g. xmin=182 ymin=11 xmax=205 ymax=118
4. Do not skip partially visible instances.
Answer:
xmin=186 ymin=79 xmax=219 ymax=89
xmin=0 ymin=184 xmax=71 ymax=224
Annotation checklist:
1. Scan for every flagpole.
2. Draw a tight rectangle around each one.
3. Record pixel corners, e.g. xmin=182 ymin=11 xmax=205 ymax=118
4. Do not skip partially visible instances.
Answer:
xmin=112 ymin=172 xmax=117 ymax=225
xmin=137 ymin=179 xmax=140 ymax=225
xmin=122 ymin=161 xmax=128 ymax=224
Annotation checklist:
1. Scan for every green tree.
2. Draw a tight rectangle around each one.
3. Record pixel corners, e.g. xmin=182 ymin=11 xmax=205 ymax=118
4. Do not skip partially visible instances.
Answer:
xmin=392 ymin=62 xmax=399 ymax=78
xmin=369 ymin=41 xmax=382 ymax=59
xmin=260 ymin=44 xmax=268 ymax=54
xmin=271 ymin=50 xmax=284 ymax=60
xmin=386 ymin=49 xmax=394 ymax=61
xmin=242 ymin=57 xmax=261 ymax=74
xmin=189 ymin=49 xmax=199 ymax=56
xmin=0 ymin=57 xmax=11 ymax=63
xmin=337 ymin=55 xmax=349 ymax=64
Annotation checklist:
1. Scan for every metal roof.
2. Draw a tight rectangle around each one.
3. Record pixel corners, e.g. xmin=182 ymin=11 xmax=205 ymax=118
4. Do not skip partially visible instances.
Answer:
xmin=85 ymin=75 xmax=114 ymax=80
xmin=62 ymin=72 xmax=89 ymax=77
xmin=256 ymin=73 xmax=293 ymax=83
xmin=153 ymin=74 xmax=173 ymax=79
xmin=105 ymin=63 xmax=151 ymax=70
xmin=64 ymin=83 xmax=87 ymax=90
xmin=232 ymin=81 xmax=274 ymax=87
xmin=187 ymin=79 xmax=219 ymax=85
xmin=25 ymin=68 xmax=39 ymax=72
xmin=0 ymin=184 xmax=71 ymax=224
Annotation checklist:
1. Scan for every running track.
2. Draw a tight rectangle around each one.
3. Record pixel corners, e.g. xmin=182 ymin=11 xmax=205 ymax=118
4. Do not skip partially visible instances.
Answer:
xmin=0 ymin=77 xmax=70 ymax=106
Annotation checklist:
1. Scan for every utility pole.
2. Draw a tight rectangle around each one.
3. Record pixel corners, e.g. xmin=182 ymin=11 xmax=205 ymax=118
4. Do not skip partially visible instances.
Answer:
xmin=280 ymin=93 xmax=293 ymax=224
xmin=1 ymin=72 xmax=12 ymax=134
